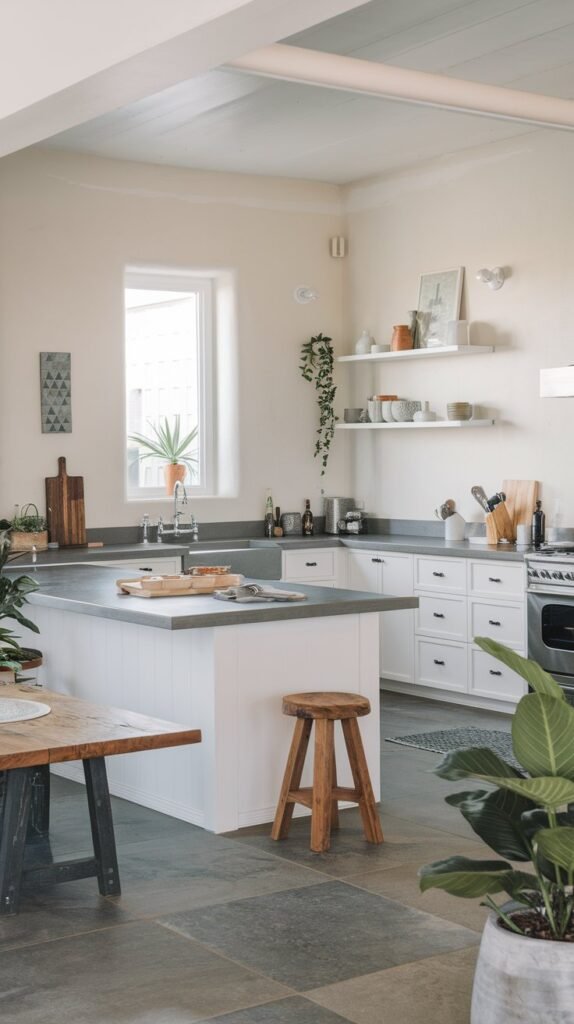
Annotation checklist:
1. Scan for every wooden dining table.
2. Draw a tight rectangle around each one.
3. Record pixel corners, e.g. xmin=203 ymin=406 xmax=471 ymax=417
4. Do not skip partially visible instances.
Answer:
xmin=0 ymin=685 xmax=201 ymax=915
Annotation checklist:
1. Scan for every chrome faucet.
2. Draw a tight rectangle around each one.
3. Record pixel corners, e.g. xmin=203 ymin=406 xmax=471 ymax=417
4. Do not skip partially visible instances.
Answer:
xmin=162 ymin=480 xmax=199 ymax=542
xmin=141 ymin=513 xmax=150 ymax=545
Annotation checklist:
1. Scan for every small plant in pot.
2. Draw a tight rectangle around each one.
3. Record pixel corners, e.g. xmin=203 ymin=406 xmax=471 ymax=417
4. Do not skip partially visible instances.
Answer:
xmin=9 ymin=503 xmax=48 ymax=552
xmin=128 ymin=415 xmax=198 ymax=495
xmin=0 ymin=527 xmax=41 ymax=681
xmin=420 ymin=637 xmax=574 ymax=1024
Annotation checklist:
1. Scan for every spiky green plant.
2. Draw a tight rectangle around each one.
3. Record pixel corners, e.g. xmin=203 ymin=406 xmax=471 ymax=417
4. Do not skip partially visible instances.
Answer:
xmin=129 ymin=415 xmax=199 ymax=475
xmin=420 ymin=638 xmax=574 ymax=940
xmin=0 ymin=529 xmax=40 ymax=674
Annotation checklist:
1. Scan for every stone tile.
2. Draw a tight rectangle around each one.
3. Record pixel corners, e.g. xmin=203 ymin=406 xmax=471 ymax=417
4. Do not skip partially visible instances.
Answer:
xmin=200 ymin=996 xmax=353 ymax=1023
xmin=344 ymin=860 xmax=489 ymax=933
xmin=0 ymin=920 xmax=289 ymax=1024
xmin=0 ymin=880 xmax=133 ymax=951
xmin=159 ymin=881 xmax=478 ymax=991
xmin=308 ymin=947 xmax=478 ymax=1024
xmin=110 ymin=833 xmax=330 ymax=916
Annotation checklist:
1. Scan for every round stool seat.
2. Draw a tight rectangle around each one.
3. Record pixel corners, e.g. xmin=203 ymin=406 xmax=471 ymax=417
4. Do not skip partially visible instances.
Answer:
xmin=282 ymin=691 xmax=370 ymax=721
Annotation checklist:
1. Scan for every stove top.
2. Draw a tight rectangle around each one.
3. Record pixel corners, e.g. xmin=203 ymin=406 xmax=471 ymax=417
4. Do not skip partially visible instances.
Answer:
xmin=528 ymin=545 xmax=574 ymax=560
xmin=527 ymin=548 xmax=574 ymax=591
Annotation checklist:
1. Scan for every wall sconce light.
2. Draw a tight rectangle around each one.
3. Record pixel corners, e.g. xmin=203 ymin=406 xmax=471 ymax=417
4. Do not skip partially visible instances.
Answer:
xmin=476 ymin=267 xmax=505 ymax=290
xmin=294 ymin=287 xmax=319 ymax=304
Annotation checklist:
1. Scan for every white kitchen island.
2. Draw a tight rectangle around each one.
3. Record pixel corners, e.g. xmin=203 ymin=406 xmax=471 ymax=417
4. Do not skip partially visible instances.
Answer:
xmin=18 ymin=565 xmax=417 ymax=833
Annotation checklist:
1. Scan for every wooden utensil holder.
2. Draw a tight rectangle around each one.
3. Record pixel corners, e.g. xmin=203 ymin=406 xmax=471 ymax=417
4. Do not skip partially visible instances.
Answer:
xmin=485 ymin=501 xmax=515 ymax=545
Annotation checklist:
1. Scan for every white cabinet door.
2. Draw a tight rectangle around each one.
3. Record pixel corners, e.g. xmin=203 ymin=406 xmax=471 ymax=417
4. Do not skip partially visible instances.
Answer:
xmin=380 ymin=553 xmax=414 ymax=684
xmin=416 ymin=637 xmax=468 ymax=693
xmin=346 ymin=549 xmax=382 ymax=593
xmin=470 ymin=647 xmax=527 ymax=703
xmin=93 ymin=556 xmax=183 ymax=574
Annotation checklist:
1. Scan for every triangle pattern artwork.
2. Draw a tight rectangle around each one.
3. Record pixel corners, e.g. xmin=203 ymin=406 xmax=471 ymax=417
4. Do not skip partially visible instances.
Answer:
xmin=39 ymin=352 xmax=72 ymax=434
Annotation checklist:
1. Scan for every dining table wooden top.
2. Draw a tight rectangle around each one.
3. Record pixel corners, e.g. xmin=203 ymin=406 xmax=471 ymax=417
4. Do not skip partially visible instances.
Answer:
xmin=0 ymin=685 xmax=201 ymax=770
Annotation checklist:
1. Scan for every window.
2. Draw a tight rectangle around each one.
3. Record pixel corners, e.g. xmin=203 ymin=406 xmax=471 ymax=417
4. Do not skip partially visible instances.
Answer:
xmin=125 ymin=272 xmax=214 ymax=499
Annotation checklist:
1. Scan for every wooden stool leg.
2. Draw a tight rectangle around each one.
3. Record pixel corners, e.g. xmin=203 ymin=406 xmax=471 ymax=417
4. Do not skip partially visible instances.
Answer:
xmin=342 ymin=718 xmax=384 ymax=845
xmin=0 ymin=768 xmax=33 ymax=915
xmin=83 ymin=758 xmax=121 ymax=896
xmin=271 ymin=719 xmax=312 ymax=841
xmin=311 ymin=718 xmax=335 ymax=853
xmin=331 ymin=747 xmax=339 ymax=830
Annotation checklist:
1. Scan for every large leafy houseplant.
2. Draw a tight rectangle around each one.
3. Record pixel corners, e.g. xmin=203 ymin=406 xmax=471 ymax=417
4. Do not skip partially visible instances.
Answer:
xmin=420 ymin=637 xmax=574 ymax=941
xmin=300 ymin=333 xmax=338 ymax=475
xmin=0 ymin=528 xmax=40 ymax=676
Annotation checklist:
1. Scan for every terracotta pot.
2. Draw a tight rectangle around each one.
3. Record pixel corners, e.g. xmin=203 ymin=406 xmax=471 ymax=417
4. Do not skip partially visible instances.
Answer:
xmin=164 ymin=463 xmax=186 ymax=495
xmin=471 ymin=913 xmax=574 ymax=1023
xmin=391 ymin=325 xmax=413 ymax=351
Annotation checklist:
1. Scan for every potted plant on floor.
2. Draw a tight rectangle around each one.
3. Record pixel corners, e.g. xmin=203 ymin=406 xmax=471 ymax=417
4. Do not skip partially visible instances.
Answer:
xmin=0 ymin=527 xmax=41 ymax=681
xmin=420 ymin=637 xmax=574 ymax=1024
xmin=128 ymin=415 xmax=198 ymax=495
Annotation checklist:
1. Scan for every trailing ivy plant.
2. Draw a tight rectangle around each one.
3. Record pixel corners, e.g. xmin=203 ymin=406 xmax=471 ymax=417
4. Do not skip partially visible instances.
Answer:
xmin=300 ymin=333 xmax=338 ymax=475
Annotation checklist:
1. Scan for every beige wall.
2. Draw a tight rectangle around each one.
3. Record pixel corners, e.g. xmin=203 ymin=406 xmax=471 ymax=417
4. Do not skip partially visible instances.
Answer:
xmin=343 ymin=129 xmax=574 ymax=527
xmin=0 ymin=148 xmax=349 ymax=528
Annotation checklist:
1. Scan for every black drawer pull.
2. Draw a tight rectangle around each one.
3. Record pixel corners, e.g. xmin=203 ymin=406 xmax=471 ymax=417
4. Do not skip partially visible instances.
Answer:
xmin=305 ymin=562 xmax=318 ymax=567
xmin=489 ymin=577 xmax=502 ymax=583
xmin=489 ymin=620 xmax=501 ymax=627
xmin=432 ymin=571 xmax=445 ymax=578
xmin=434 ymin=659 xmax=445 ymax=666
xmin=139 ymin=567 xmax=154 ymax=572
xmin=433 ymin=612 xmax=445 ymax=619
xmin=489 ymin=670 xmax=502 ymax=677
xmin=372 ymin=557 xmax=383 ymax=563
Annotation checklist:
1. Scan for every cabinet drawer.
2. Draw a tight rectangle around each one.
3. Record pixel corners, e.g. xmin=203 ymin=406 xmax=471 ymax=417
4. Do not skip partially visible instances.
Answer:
xmin=415 ymin=556 xmax=466 ymax=594
xmin=92 ymin=556 xmax=183 ymax=574
xmin=416 ymin=592 xmax=467 ymax=642
xmin=469 ymin=599 xmax=525 ymax=650
xmin=415 ymin=638 xmax=468 ymax=693
xmin=469 ymin=561 xmax=524 ymax=599
xmin=283 ymin=549 xmax=336 ymax=581
xmin=470 ymin=648 xmax=527 ymax=703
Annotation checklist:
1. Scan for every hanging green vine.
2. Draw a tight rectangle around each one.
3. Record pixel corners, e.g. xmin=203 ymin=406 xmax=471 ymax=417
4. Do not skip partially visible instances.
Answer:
xmin=299 ymin=332 xmax=338 ymax=475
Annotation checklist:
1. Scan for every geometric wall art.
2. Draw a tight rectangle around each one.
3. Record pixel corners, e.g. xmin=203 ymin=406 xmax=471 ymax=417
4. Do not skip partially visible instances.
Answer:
xmin=40 ymin=352 xmax=72 ymax=433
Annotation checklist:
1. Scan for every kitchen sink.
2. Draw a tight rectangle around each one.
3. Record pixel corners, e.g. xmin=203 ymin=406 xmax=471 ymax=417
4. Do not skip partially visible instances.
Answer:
xmin=182 ymin=540 xmax=281 ymax=580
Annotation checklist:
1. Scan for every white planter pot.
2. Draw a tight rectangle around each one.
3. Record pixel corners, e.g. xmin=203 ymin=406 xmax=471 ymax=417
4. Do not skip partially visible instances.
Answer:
xmin=472 ymin=913 xmax=574 ymax=1023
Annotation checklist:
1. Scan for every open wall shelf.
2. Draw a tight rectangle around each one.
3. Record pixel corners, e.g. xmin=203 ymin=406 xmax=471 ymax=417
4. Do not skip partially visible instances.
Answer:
xmin=337 ymin=344 xmax=493 ymax=364
xmin=337 ymin=419 xmax=495 ymax=430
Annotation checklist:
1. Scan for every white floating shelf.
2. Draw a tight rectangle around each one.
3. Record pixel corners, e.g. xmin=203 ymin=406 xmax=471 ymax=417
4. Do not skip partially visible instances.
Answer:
xmin=337 ymin=344 xmax=493 ymax=364
xmin=336 ymin=419 xmax=495 ymax=430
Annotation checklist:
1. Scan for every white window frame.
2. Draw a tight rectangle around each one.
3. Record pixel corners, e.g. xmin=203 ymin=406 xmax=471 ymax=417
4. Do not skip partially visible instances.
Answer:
xmin=124 ymin=269 xmax=215 ymax=501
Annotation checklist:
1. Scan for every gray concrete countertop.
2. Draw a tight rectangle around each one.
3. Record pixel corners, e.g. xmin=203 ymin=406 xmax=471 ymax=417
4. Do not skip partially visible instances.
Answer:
xmin=10 ymin=542 xmax=190 ymax=568
xmin=20 ymin=565 xmax=418 ymax=631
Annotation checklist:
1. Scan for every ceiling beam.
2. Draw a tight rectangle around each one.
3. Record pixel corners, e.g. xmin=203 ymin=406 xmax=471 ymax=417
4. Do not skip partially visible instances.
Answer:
xmin=229 ymin=43 xmax=574 ymax=130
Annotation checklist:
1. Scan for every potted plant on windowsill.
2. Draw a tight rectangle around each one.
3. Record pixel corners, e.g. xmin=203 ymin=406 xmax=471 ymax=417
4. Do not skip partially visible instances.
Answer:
xmin=420 ymin=637 xmax=574 ymax=1024
xmin=128 ymin=415 xmax=198 ymax=495
xmin=0 ymin=527 xmax=41 ymax=681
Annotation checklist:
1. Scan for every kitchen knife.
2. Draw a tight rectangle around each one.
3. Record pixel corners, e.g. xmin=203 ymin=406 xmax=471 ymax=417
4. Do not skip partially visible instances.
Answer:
xmin=471 ymin=486 xmax=492 ymax=514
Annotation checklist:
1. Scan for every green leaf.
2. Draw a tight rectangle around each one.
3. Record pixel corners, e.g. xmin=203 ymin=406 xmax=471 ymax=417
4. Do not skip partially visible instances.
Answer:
xmin=535 ymin=827 xmax=574 ymax=875
xmin=445 ymin=788 xmax=535 ymax=861
xmin=435 ymin=747 xmax=523 ymax=781
xmin=512 ymin=692 xmax=574 ymax=779
xmin=481 ymin=775 xmax=574 ymax=809
xmin=474 ymin=638 xmax=565 ymax=701
xmin=419 ymin=857 xmax=512 ymax=897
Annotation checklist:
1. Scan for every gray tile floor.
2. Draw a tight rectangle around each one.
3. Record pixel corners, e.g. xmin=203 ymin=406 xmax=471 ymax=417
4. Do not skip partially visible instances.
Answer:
xmin=0 ymin=692 xmax=511 ymax=1024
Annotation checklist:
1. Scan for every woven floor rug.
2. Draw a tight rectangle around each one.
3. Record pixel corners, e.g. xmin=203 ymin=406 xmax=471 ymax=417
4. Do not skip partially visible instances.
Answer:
xmin=385 ymin=727 xmax=519 ymax=769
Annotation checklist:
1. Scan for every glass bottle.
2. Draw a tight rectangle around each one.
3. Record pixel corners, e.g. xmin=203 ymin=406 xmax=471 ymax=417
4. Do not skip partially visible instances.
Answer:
xmin=302 ymin=499 xmax=314 ymax=537
xmin=532 ymin=500 xmax=545 ymax=550
xmin=264 ymin=489 xmax=274 ymax=538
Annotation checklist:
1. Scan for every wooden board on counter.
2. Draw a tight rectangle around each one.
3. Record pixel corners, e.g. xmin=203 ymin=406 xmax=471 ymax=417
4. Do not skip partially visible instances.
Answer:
xmin=117 ymin=574 xmax=242 ymax=598
xmin=45 ymin=457 xmax=86 ymax=547
xmin=502 ymin=479 xmax=539 ymax=529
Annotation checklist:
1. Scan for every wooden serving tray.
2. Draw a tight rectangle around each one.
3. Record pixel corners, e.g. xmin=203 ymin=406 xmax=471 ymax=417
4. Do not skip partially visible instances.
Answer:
xmin=116 ymin=574 xmax=242 ymax=598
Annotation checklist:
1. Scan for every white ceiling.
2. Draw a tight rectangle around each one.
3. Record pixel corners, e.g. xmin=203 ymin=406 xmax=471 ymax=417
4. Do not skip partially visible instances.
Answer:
xmin=42 ymin=0 xmax=574 ymax=184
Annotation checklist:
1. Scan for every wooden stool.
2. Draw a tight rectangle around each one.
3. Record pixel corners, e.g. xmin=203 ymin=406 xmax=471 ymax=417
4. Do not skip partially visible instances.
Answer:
xmin=271 ymin=691 xmax=384 ymax=853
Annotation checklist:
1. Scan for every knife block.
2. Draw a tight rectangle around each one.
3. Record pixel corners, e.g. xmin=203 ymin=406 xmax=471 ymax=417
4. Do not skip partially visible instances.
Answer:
xmin=485 ymin=501 xmax=515 ymax=544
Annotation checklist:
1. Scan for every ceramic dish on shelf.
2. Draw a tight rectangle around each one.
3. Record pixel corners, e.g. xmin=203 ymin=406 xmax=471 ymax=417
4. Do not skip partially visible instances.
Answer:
xmin=447 ymin=402 xmax=472 ymax=421
xmin=391 ymin=400 xmax=422 ymax=422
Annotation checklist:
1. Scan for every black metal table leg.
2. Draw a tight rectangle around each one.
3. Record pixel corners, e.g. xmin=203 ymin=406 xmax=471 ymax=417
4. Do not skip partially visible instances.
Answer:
xmin=0 ymin=768 xmax=33 ymax=916
xmin=83 ymin=757 xmax=121 ymax=897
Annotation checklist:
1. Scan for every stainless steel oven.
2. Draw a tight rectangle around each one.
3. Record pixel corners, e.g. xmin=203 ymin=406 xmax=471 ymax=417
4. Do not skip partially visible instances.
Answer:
xmin=527 ymin=553 xmax=574 ymax=704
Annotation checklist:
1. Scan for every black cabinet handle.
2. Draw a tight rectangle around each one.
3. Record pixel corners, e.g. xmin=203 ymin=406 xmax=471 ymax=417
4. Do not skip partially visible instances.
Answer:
xmin=138 ymin=567 xmax=154 ymax=572
xmin=489 ymin=620 xmax=501 ymax=627
xmin=432 ymin=571 xmax=445 ymax=578
xmin=433 ymin=612 xmax=445 ymax=619
xmin=489 ymin=577 xmax=502 ymax=583
xmin=372 ymin=557 xmax=383 ymax=563
xmin=305 ymin=562 xmax=317 ymax=567
xmin=489 ymin=670 xmax=502 ymax=676
xmin=434 ymin=659 xmax=445 ymax=666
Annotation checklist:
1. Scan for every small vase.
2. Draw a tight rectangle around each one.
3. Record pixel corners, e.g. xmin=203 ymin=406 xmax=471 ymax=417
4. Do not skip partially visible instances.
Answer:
xmin=355 ymin=330 xmax=372 ymax=355
xmin=413 ymin=402 xmax=436 ymax=423
xmin=164 ymin=463 xmax=186 ymax=495
xmin=391 ymin=325 xmax=413 ymax=352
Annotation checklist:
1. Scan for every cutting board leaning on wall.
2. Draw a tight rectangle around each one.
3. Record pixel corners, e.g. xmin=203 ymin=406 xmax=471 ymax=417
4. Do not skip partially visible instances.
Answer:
xmin=45 ymin=457 xmax=86 ymax=547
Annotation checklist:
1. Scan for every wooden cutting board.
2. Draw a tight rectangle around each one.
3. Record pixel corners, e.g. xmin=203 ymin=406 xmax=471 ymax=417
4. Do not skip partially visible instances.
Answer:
xmin=502 ymin=480 xmax=539 ymax=529
xmin=45 ymin=457 xmax=86 ymax=547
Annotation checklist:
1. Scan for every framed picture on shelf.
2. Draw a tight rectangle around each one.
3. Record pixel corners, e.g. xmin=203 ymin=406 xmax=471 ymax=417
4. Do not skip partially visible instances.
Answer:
xmin=416 ymin=267 xmax=464 ymax=348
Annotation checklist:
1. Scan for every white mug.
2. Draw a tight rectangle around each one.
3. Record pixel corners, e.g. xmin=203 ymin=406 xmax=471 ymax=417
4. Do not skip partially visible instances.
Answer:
xmin=516 ymin=523 xmax=531 ymax=546
xmin=446 ymin=320 xmax=469 ymax=346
